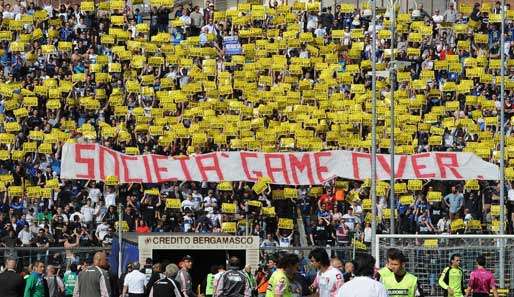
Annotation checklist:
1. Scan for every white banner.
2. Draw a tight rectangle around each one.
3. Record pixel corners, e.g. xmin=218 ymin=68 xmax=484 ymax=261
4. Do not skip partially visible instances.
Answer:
xmin=61 ymin=143 xmax=500 ymax=185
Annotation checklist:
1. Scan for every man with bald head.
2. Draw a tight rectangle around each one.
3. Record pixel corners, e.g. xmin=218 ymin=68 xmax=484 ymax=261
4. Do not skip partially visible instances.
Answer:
xmin=73 ymin=252 xmax=111 ymax=297
xmin=0 ymin=258 xmax=24 ymax=297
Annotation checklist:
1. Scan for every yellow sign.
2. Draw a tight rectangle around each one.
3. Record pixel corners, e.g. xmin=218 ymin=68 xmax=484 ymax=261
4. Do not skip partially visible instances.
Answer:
xmin=221 ymin=222 xmax=236 ymax=233
xmin=278 ymin=218 xmax=294 ymax=229
xmin=105 ymin=175 xmax=118 ymax=186
xmin=423 ymin=239 xmax=438 ymax=248
xmin=262 ymin=207 xmax=275 ymax=216
xmin=427 ymin=191 xmax=442 ymax=202
xmin=451 ymin=219 xmax=465 ymax=231
xmin=222 ymin=203 xmax=237 ymax=214
xmin=252 ymin=176 xmax=271 ymax=194
xmin=166 ymin=199 xmax=181 ymax=209
xmin=115 ymin=221 xmax=129 ymax=232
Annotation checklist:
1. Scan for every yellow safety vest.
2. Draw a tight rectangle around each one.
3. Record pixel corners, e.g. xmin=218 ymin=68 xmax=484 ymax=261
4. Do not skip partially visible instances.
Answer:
xmin=382 ymin=272 xmax=418 ymax=297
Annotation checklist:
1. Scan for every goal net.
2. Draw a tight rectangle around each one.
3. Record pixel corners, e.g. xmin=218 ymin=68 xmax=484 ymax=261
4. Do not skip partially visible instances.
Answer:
xmin=374 ymin=235 xmax=514 ymax=297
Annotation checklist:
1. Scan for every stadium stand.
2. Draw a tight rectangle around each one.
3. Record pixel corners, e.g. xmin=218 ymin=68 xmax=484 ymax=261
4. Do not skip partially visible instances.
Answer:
xmin=0 ymin=0 xmax=512 ymax=269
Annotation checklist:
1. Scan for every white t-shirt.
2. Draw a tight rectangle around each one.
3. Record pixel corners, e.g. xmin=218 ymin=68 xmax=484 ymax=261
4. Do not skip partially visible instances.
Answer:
xmin=432 ymin=14 xmax=443 ymax=24
xmin=81 ymin=206 xmax=95 ymax=223
xmin=96 ymin=223 xmax=110 ymax=241
xmin=18 ymin=229 xmax=33 ymax=245
xmin=124 ymin=270 xmax=148 ymax=294
xmin=336 ymin=277 xmax=388 ymax=297
xmin=104 ymin=192 xmax=116 ymax=208
xmin=88 ymin=188 xmax=102 ymax=204
xmin=312 ymin=266 xmax=344 ymax=297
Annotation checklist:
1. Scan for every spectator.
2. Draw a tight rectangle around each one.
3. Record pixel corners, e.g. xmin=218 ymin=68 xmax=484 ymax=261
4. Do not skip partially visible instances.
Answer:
xmin=444 ymin=186 xmax=464 ymax=220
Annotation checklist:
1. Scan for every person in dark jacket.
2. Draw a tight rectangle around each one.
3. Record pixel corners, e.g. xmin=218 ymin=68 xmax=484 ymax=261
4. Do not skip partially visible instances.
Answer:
xmin=0 ymin=257 xmax=24 ymax=297
xmin=213 ymin=256 xmax=251 ymax=297
xmin=148 ymin=264 xmax=181 ymax=297
xmin=145 ymin=263 xmax=164 ymax=297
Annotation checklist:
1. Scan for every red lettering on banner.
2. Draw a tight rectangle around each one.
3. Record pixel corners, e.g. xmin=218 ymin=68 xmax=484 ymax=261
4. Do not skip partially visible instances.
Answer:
xmin=174 ymin=156 xmax=192 ymax=180
xmin=352 ymin=152 xmax=371 ymax=180
xmin=411 ymin=153 xmax=436 ymax=178
xmin=289 ymin=154 xmax=314 ymax=185
xmin=142 ymin=156 xmax=153 ymax=183
xmin=195 ymin=153 xmax=224 ymax=181
xmin=75 ymin=144 xmax=96 ymax=179
xmin=435 ymin=153 xmax=463 ymax=179
xmin=99 ymin=146 xmax=120 ymax=180
xmin=151 ymin=155 xmax=177 ymax=183
xmin=314 ymin=152 xmax=332 ymax=183
xmin=120 ymin=155 xmax=142 ymax=183
xmin=240 ymin=152 xmax=262 ymax=181
xmin=265 ymin=154 xmax=290 ymax=184
xmin=377 ymin=155 xmax=407 ymax=179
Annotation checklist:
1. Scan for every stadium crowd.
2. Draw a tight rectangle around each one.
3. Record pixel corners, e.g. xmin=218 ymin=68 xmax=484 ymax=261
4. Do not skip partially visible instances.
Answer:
xmin=0 ymin=0 xmax=512 ymax=264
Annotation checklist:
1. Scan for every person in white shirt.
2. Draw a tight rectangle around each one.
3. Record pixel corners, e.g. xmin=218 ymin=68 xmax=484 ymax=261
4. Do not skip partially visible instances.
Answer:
xmin=336 ymin=253 xmax=388 ymax=297
xmin=277 ymin=229 xmax=293 ymax=248
xmin=123 ymin=262 xmax=148 ymax=297
xmin=95 ymin=219 xmax=111 ymax=241
xmin=81 ymin=199 xmax=96 ymax=226
xmin=87 ymin=181 xmax=102 ymax=205
xmin=342 ymin=208 xmax=358 ymax=231
xmin=18 ymin=224 xmax=33 ymax=246
xmin=432 ymin=9 xmax=443 ymax=25
xmin=181 ymin=195 xmax=195 ymax=212
xmin=104 ymin=185 xmax=117 ymax=208
xmin=203 ymin=191 xmax=217 ymax=213
xmin=309 ymin=248 xmax=344 ymax=297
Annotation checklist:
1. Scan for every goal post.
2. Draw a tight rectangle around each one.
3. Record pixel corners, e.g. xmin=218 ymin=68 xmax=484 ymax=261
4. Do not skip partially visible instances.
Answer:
xmin=375 ymin=234 xmax=514 ymax=297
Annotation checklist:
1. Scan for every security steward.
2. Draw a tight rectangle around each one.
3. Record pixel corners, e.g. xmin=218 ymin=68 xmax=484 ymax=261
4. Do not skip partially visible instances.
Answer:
xmin=205 ymin=265 xmax=218 ymax=297
xmin=148 ymin=264 xmax=182 ymax=297
xmin=377 ymin=248 xmax=400 ymax=281
xmin=380 ymin=249 xmax=424 ymax=297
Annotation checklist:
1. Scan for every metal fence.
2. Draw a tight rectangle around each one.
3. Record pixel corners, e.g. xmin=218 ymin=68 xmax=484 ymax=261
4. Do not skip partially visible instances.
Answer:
xmin=0 ymin=246 xmax=109 ymax=271
xmin=376 ymin=235 xmax=514 ymax=297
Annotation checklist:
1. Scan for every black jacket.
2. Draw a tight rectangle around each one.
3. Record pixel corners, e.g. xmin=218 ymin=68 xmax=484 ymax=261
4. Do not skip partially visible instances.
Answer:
xmin=150 ymin=277 xmax=182 ymax=297
xmin=0 ymin=269 xmax=24 ymax=297
xmin=214 ymin=267 xmax=250 ymax=297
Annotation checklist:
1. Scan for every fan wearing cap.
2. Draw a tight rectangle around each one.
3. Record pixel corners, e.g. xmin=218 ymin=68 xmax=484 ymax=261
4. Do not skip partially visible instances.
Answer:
xmin=176 ymin=255 xmax=196 ymax=297
xmin=122 ymin=262 xmax=148 ymax=297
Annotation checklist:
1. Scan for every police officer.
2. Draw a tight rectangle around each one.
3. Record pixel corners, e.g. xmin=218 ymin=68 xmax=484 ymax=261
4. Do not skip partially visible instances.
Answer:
xmin=380 ymin=249 xmax=424 ymax=297
xmin=214 ymin=256 xmax=251 ymax=297
xmin=148 ymin=264 xmax=181 ymax=297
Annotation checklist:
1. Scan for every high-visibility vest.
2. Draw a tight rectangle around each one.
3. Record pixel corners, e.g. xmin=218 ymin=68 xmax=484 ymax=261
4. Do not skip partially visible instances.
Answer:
xmin=266 ymin=270 xmax=292 ymax=297
xmin=205 ymin=273 xmax=214 ymax=295
xmin=381 ymin=272 xmax=418 ymax=297
xmin=378 ymin=267 xmax=393 ymax=280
